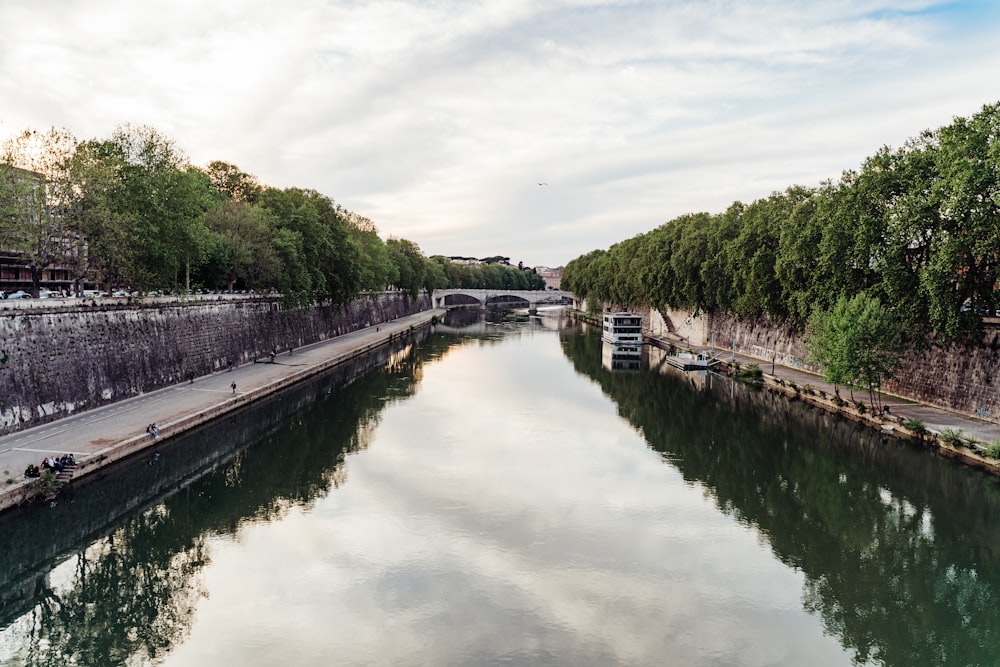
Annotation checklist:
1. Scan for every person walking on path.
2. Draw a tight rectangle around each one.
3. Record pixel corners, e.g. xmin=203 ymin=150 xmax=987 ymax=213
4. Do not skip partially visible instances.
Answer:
xmin=231 ymin=381 xmax=237 ymax=395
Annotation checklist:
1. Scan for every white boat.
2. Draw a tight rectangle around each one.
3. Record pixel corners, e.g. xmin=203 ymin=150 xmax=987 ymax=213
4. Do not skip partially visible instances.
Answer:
xmin=664 ymin=351 xmax=711 ymax=371
xmin=601 ymin=312 xmax=643 ymax=345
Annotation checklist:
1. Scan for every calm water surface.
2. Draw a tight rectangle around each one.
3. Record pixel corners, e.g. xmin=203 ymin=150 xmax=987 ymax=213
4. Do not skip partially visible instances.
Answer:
xmin=2 ymin=311 xmax=1000 ymax=666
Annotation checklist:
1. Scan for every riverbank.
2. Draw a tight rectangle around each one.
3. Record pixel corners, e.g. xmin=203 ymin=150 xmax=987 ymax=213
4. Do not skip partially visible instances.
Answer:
xmin=571 ymin=309 xmax=1000 ymax=476
xmin=0 ymin=309 xmax=443 ymax=513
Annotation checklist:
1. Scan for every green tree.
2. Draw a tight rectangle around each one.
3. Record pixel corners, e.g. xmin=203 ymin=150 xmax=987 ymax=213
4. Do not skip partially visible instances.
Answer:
xmin=348 ymin=213 xmax=397 ymax=292
xmin=257 ymin=187 xmax=361 ymax=305
xmin=422 ymin=256 xmax=450 ymax=296
xmin=108 ymin=124 xmax=214 ymax=291
xmin=386 ymin=238 xmax=427 ymax=299
xmin=805 ymin=294 xmax=903 ymax=412
xmin=64 ymin=139 xmax=138 ymax=293
xmin=923 ymin=104 xmax=1000 ymax=339
xmin=204 ymin=160 xmax=262 ymax=203
xmin=202 ymin=200 xmax=280 ymax=292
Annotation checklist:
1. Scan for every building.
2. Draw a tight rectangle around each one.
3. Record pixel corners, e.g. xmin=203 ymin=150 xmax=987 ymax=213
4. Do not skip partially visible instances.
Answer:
xmin=534 ymin=265 xmax=563 ymax=290
xmin=0 ymin=164 xmax=78 ymax=295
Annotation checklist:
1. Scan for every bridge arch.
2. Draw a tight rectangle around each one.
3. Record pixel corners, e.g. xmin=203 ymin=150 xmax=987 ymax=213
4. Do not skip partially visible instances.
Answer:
xmin=432 ymin=289 xmax=570 ymax=312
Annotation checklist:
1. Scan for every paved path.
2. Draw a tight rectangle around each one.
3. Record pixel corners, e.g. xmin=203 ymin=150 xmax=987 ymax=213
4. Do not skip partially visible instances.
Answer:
xmin=5 ymin=310 xmax=997 ymax=509
xmin=0 ymin=309 xmax=442 ymax=510
xmin=651 ymin=334 xmax=1000 ymax=447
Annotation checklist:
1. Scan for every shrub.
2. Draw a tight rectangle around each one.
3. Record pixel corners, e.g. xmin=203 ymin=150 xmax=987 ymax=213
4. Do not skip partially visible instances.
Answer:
xmin=734 ymin=364 xmax=763 ymax=386
xmin=902 ymin=417 xmax=928 ymax=436
xmin=30 ymin=472 xmax=57 ymax=499
xmin=985 ymin=441 xmax=1000 ymax=459
xmin=939 ymin=428 xmax=964 ymax=446
xmin=855 ymin=401 xmax=867 ymax=414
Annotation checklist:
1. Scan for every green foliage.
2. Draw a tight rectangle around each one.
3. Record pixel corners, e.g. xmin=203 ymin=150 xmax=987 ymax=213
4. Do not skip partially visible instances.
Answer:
xmin=805 ymin=294 xmax=903 ymax=412
xmin=1 ymin=123 xmax=444 ymax=304
xmin=201 ymin=200 xmax=281 ymax=291
xmin=352 ymin=219 xmax=398 ymax=292
xmin=32 ymin=471 xmax=57 ymax=499
xmin=902 ymin=417 xmax=928 ymax=436
xmin=939 ymin=428 xmax=964 ymax=446
xmin=984 ymin=441 xmax=1000 ymax=459
xmin=733 ymin=363 xmax=763 ymax=386
xmin=563 ymin=102 xmax=1000 ymax=344
xmin=386 ymin=238 xmax=427 ymax=300
xmin=433 ymin=256 xmax=545 ymax=292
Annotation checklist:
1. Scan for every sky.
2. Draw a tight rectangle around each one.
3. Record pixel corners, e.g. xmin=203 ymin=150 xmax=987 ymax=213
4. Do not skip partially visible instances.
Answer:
xmin=2 ymin=1 xmax=999 ymax=268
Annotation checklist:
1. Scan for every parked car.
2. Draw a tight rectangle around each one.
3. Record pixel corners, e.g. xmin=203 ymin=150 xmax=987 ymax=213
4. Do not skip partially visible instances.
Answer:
xmin=7 ymin=290 xmax=31 ymax=299
xmin=81 ymin=289 xmax=108 ymax=298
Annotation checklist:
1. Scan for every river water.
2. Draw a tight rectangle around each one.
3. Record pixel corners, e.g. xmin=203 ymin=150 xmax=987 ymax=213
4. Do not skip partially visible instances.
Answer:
xmin=1 ymin=309 xmax=999 ymax=666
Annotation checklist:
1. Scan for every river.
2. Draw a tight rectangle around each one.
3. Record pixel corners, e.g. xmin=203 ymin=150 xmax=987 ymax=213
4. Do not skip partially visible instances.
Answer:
xmin=1 ymin=309 xmax=998 ymax=666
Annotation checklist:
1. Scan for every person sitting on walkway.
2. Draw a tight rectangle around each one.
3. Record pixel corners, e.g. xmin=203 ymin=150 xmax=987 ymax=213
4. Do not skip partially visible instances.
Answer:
xmin=24 ymin=464 xmax=40 ymax=479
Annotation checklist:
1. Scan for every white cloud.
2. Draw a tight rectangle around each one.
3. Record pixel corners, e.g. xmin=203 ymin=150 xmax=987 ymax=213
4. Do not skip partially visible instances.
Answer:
xmin=2 ymin=0 xmax=998 ymax=266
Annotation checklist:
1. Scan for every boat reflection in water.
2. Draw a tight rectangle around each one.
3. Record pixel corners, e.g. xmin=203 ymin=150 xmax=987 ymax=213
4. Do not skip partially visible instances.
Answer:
xmin=646 ymin=343 xmax=711 ymax=389
xmin=602 ymin=341 xmax=644 ymax=372
xmin=601 ymin=311 xmax=645 ymax=372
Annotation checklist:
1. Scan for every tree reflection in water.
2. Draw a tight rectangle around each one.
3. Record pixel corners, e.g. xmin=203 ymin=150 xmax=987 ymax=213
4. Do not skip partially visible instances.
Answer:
xmin=4 ymin=323 xmax=999 ymax=665
xmin=0 ymin=330 xmax=455 ymax=667
xmin=560 ymin=327 xmax=1000 ymax=666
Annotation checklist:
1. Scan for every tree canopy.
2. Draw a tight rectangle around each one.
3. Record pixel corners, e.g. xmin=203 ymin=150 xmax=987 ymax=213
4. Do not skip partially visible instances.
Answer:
xmin=0 ymin=124 xmax=546 ymax=303
xmin=563 ymin=101 xmax=1000 ymax=343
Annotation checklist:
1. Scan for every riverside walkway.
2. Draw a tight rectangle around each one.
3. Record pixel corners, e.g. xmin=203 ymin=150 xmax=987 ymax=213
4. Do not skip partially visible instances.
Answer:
xmin=646 ymin=332 xmax=1000 ymax=452
xmin=0 ymin=309 xmax=443 ymax=512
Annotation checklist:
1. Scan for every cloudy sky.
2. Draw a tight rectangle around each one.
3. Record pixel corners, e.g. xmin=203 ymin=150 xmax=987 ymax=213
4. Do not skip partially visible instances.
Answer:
xmin=2 ymin=1 xmax=998 ymax=267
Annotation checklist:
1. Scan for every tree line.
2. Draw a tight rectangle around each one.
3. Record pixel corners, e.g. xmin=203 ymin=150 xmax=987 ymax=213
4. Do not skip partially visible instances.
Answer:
xmin=0 ymin=124 xmax=544 ymax=303
xmin=563 ymin=102 xmax=1000 ymax=344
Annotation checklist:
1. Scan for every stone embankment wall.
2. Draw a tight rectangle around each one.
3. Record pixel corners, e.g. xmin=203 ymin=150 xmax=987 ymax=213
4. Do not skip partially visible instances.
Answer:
xmin=0 ymin=293 xmax=430 ymax=434
xmin=649 ymin=306 xmax=1000 ymax=422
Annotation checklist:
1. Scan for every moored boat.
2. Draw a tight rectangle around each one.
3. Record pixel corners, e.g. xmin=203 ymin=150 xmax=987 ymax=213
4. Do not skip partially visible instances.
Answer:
xmin=601 ymin=312 xmax=643 ymax=345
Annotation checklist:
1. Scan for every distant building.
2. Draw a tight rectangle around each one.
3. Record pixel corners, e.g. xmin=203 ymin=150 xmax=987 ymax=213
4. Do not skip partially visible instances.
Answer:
xmin=0 ymin=164 xmax=78 ymax=295
xmin=534 ymin=265 xmax=563 ymax=290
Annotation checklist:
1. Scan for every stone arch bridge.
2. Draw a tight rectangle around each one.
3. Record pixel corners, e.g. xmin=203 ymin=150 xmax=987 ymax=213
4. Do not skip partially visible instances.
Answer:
xmin=432 ymin=289 xmax=570 ymax=313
